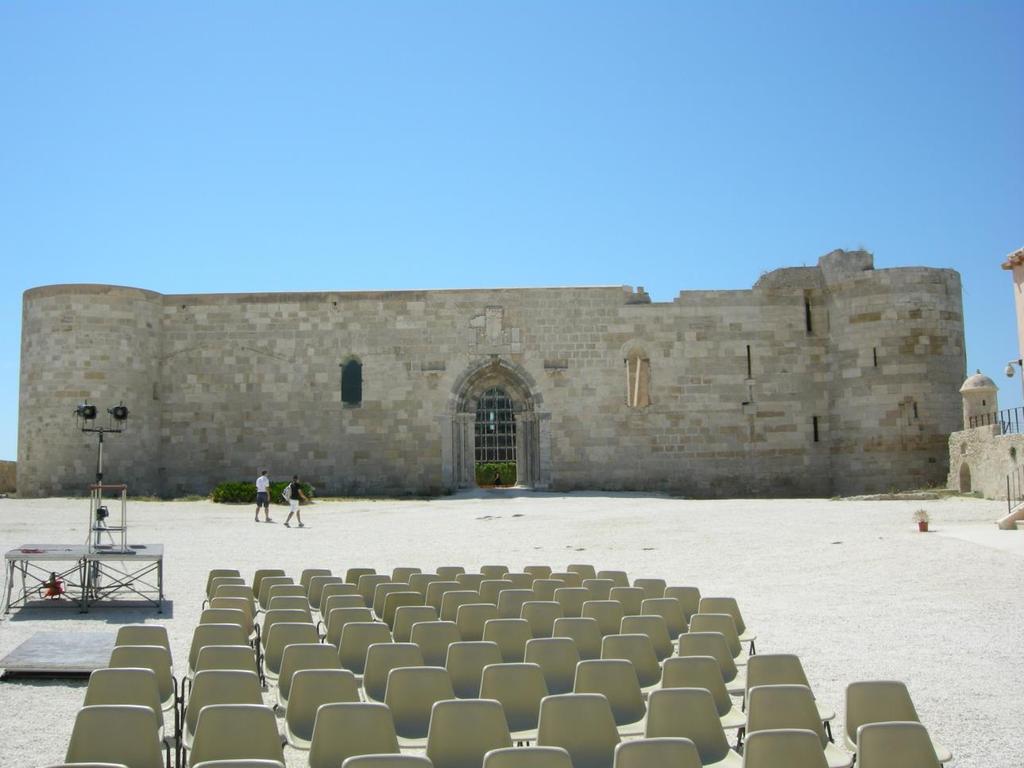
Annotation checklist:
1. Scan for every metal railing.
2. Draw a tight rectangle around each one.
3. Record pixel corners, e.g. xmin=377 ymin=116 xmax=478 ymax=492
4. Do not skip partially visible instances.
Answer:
xmin=1007 ymin=465 xmax=1024 ymax=518
xmin=968 ymin=406 xmax=1024 ymax=434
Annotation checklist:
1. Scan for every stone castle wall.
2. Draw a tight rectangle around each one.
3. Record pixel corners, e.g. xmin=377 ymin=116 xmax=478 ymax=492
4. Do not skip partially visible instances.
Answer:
xmin=17 ymin=251 xmax=966 ymax=498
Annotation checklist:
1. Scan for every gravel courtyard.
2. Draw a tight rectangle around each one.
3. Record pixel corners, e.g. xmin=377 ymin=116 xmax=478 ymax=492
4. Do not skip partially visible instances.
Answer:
xmin=0 ymin=492 xmax=1020 ymax=768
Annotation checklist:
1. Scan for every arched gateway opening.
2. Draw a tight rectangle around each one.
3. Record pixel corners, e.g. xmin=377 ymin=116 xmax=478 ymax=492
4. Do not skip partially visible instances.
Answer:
xmin=442 ymin=359 xmax=550 ymax=490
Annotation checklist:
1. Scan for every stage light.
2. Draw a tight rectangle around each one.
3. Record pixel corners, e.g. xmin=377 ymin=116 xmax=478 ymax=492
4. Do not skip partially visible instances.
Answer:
xmin=108 ymin=403 xmax=129 ymax=422
xmin=75 ymin=402 xmax=98 ymax=420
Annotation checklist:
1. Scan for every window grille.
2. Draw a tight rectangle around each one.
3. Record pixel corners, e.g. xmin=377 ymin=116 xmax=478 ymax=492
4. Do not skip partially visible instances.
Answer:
xmin=474 ymin=388 xmax=516 ymax=464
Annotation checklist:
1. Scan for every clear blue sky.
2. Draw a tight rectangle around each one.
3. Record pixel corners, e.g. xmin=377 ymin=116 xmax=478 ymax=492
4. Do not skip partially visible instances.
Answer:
xmin=2 ymin=2 xmax=1021 ymax=461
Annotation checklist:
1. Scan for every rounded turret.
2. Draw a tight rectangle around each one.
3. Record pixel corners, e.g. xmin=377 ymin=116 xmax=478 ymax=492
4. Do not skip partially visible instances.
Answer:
xmin=960 ymin=371 xmax=998 ymax=427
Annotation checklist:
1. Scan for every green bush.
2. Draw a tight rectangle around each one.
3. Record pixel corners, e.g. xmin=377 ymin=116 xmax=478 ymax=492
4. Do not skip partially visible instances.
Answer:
xmin=475 ymin=461 xmax=517 ymax=486
xmin=211 ymin=480 xmax=316 ymax=504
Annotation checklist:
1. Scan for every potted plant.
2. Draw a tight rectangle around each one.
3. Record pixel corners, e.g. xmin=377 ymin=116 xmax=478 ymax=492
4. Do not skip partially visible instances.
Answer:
xmin=913 ymin=509 xmax=929 ymax=533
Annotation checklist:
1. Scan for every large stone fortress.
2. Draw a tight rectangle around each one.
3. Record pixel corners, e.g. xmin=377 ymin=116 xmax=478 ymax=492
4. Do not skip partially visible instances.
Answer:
xmin=18 ymin=250 xmax=965 ymax=498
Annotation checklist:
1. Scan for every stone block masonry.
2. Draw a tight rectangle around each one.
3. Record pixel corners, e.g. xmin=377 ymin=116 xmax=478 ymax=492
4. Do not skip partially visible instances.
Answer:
xmin=18 ymin=250 xmax=965 ymax=498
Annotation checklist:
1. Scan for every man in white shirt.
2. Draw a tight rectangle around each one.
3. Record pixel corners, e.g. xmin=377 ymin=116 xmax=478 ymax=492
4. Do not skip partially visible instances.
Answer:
xmin=254 ymin=470 xmax=272 ymax=522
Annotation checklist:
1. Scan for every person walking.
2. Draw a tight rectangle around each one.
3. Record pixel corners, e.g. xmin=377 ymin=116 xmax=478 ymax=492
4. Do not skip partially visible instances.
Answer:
xmin=254 ymin=470 xmax=272 ymax=522
xmin=284 ymin=475 xmax=308 ymax=527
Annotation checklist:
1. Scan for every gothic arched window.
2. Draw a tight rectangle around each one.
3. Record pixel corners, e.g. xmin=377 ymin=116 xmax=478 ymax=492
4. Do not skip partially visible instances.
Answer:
xmin=341 ymin=359 xmax=362 ymax=405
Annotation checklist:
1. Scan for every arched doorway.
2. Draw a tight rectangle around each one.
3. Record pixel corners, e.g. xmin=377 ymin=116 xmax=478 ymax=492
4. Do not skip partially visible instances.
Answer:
xmin=474 ymin=387 xmax=517 ymax=486
xmin=959 ymin=463 xmax=972 ymax=493
xmin=442 ymin=358 xmax=550 ymax=490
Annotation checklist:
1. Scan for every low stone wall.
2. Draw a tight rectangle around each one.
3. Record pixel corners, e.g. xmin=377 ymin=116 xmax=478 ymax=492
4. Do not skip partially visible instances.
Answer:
xmin=0 ymin=461 xmax=15 ymax=493
xmin=948 ymin=426 xmax=1024 ymax=499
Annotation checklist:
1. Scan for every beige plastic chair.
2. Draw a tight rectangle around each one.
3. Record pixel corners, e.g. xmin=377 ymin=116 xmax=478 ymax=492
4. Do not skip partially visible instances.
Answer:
xmin=373 ymin=582 xmax=412 ymax=617
xmin=581 ymin=600 xmax=624 ymax=636
xmin=83 ymin=667 xmax=166 ymax=740
xmin=392 ymin=566 xmax=421 ymax=583
xmin=260 ymin=607 xmax=313 ymax=650
xmin=358 ymin=574 xmax=392 ymax=607
xmin=384 ymin=665 xmax=456 ymax=743
xmin=346 ymin=567 xmax=376 ymax=585
xmin=211 ymin=597 xmax=258 ymax=636
xmin=436 ymin=566 xmax=466 ymax=580
xmin=552 ymin=617 xmax=602 ymax=660
xmin=664 ymin=586 xmax=701 ymax=621
xmin=503 ymin=573 xmax=535 ymax=590
xmin=644 ymin=688 xmax=742 ymax=768
xmin=523 ymin=565 xmax=553 ymax=580
xmin=596 ymin=570 xmax=628 ymax=588
xmin=252 ymin=569 xmax=286 ymax=600
xmin=263 ymin=622 xmax=319 ymax=680
xmin=308 ymin=701 xmax=400 ymax=768
xmin=183 ymin=670 xmax=263 ymax=753
xmin=267 ymin=583 xmax=307 ymax=603
xmin=322 ymin=594 xmax=368 ymax=615
xmin=410 ymin=620 xmax=462 ymax=666
xmin=308 ymin=575 xmax=345 ymax=610
xmin=480 ymin=564 xmax=510 ymax=579
xmin=479 ymin=579 xmax=515 ymax=605
xmin=456 ymin=573 xmax=487 ymax=591
xmin=521 ymin=601 xmax=563 ymax=638
xmin=276 ymin=642 xmax=340 ymax=707
xmin=257 ymin=576 xmax=294 ymax=610
xmin=525 ymin=637 xmax=580 ymax=695
xmin=537 ymin=693 xmax=620 ymax=768
xmin=641 ymin=597 xmax=687 ymax=640
xmin=662 ymin=656 xmax=744 ymax=731
xmin=497 ymin=589 xmax=535 ymax=619
xmin=382 ymin=591 xmax=424 ymax=628
xmin=688 ymin=613 xmax=748 ymax=664
xmin=193 ymin=645 xmax=258 ymax=677
xmin=425 ymin=580 xmax=464 ymax=611
xmin=363 ymin=642 xmax=425 ymax=702
xmin=698 ymin=596 xmax=755 ymax=646
xmin=676 ymin=631 xmax=746 ymax=694
xmin=573 ymin=659 xmax=646 ymax=733
xmin=205 ymin=569 xmax=241 ymax=600
xmin=742 ymin=729 xmax=829 ymax=768
xmin=483 ymin=746 xmax=573 ymax=768
xmin=566 ymin=564 xmax=597 ymax=581
xmin=337 ymin=621 xmax=393 ymax=675
xmin=409 ymin=573 xmax=443 ymax=595
xmin=186 ymin=704 xmax=284 ymax=767
xmin=342 ymin=757 xmax=432 ymax=768
xmin=455 ymin=603 xmax=499 ymax=642
xmin=548 ymin=572 xmax=583 ymax=588
xmin=620 ymin=614 xmax=673 ymax=661
xmin=608 ymin=587 xmax=643 ymax=617
xmin=480 ymin=662 xmax=549 ymax=738
xmin=746 ymin=685 xmax=851 ymax=768
xmin=192 ymin=761 xmax=285 ymax=768
xmin=189 ymin=624 xmax=250 ymax=679
xmin=582 ymin=579 xmax=615 ymax=601
xmin=553 ymin=588 xmax=590 ymax=618
xmin=300 ymin=568 xmax=333 ymax=594
xmin=319 ymin=581 xmax=360 ymax=608
xmin=482 ymin=618 xmax=532 ymax=663
xmin=115 ymin=624 xmax=173 ymax=662
xmin=746 ymin=654 xmax=836 ymax=729
xmin=284 ymin=668 xmax=361 ymax=749
xmin=613 ymin=737 xmax=702 ymax=768
xmin=440 ymin=590 xmax=483 ymax=622
xmin=324 ymin=607 xmax=375 ymax=646
xmin=844 ymin=681 xmax=951 ymax=763
xmin=426 ymin=699 xmax=513 ymax=768
xmin=632 ymin=578 xmax=667 ymax=600
xmin=108 ymin=644 xmax=177 ymax=713
xmin=856 ymin=722 xmax=942 ymax=768
xmin=600 ymin=633 xmax=661 ymax=688
xmin=209 ymin=577 xmax=247 ymax=603
xmin=200 ymin=608 xmax=250 ymax=639
xmin=65 ymin=704 xmax=166 ymax=768
xmin=446 ymin=640 xmax=503 ymax=698
xmin=393 ymin=605 xmax=439 ymax=642
xmin=531 ymin=579 xmax=567 ymax=602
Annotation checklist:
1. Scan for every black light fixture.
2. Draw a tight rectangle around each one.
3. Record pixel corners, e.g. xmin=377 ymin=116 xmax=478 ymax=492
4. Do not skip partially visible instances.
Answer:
xmin=75 ymin=402 xmax=98 ymax=420
xmin=108 ymin=403 xmax=129 ymax=422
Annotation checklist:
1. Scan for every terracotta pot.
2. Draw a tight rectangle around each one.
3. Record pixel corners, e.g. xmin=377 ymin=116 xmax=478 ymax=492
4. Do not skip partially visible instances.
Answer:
xmin=918 ymin=521 xmax=929 ymax=532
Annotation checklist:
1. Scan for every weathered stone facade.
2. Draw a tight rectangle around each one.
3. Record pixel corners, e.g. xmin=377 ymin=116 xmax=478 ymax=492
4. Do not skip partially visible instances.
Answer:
xmin=18 ymin=250 xmax=965 ymax=498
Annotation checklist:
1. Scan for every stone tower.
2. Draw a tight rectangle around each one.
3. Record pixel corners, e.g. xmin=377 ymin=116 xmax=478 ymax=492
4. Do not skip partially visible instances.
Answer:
xmin=959 ymin=371 xmax=998 ymax=428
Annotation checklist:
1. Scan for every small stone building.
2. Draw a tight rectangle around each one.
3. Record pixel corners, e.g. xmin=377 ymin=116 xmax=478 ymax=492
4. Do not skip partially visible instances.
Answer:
xmin=18 ymin=249 xmax=965 ymax=498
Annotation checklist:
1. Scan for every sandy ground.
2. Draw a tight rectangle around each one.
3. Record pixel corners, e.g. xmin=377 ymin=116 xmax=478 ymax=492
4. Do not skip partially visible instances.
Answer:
xmin=0 ymin=492 xmax=1021 ymax=768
